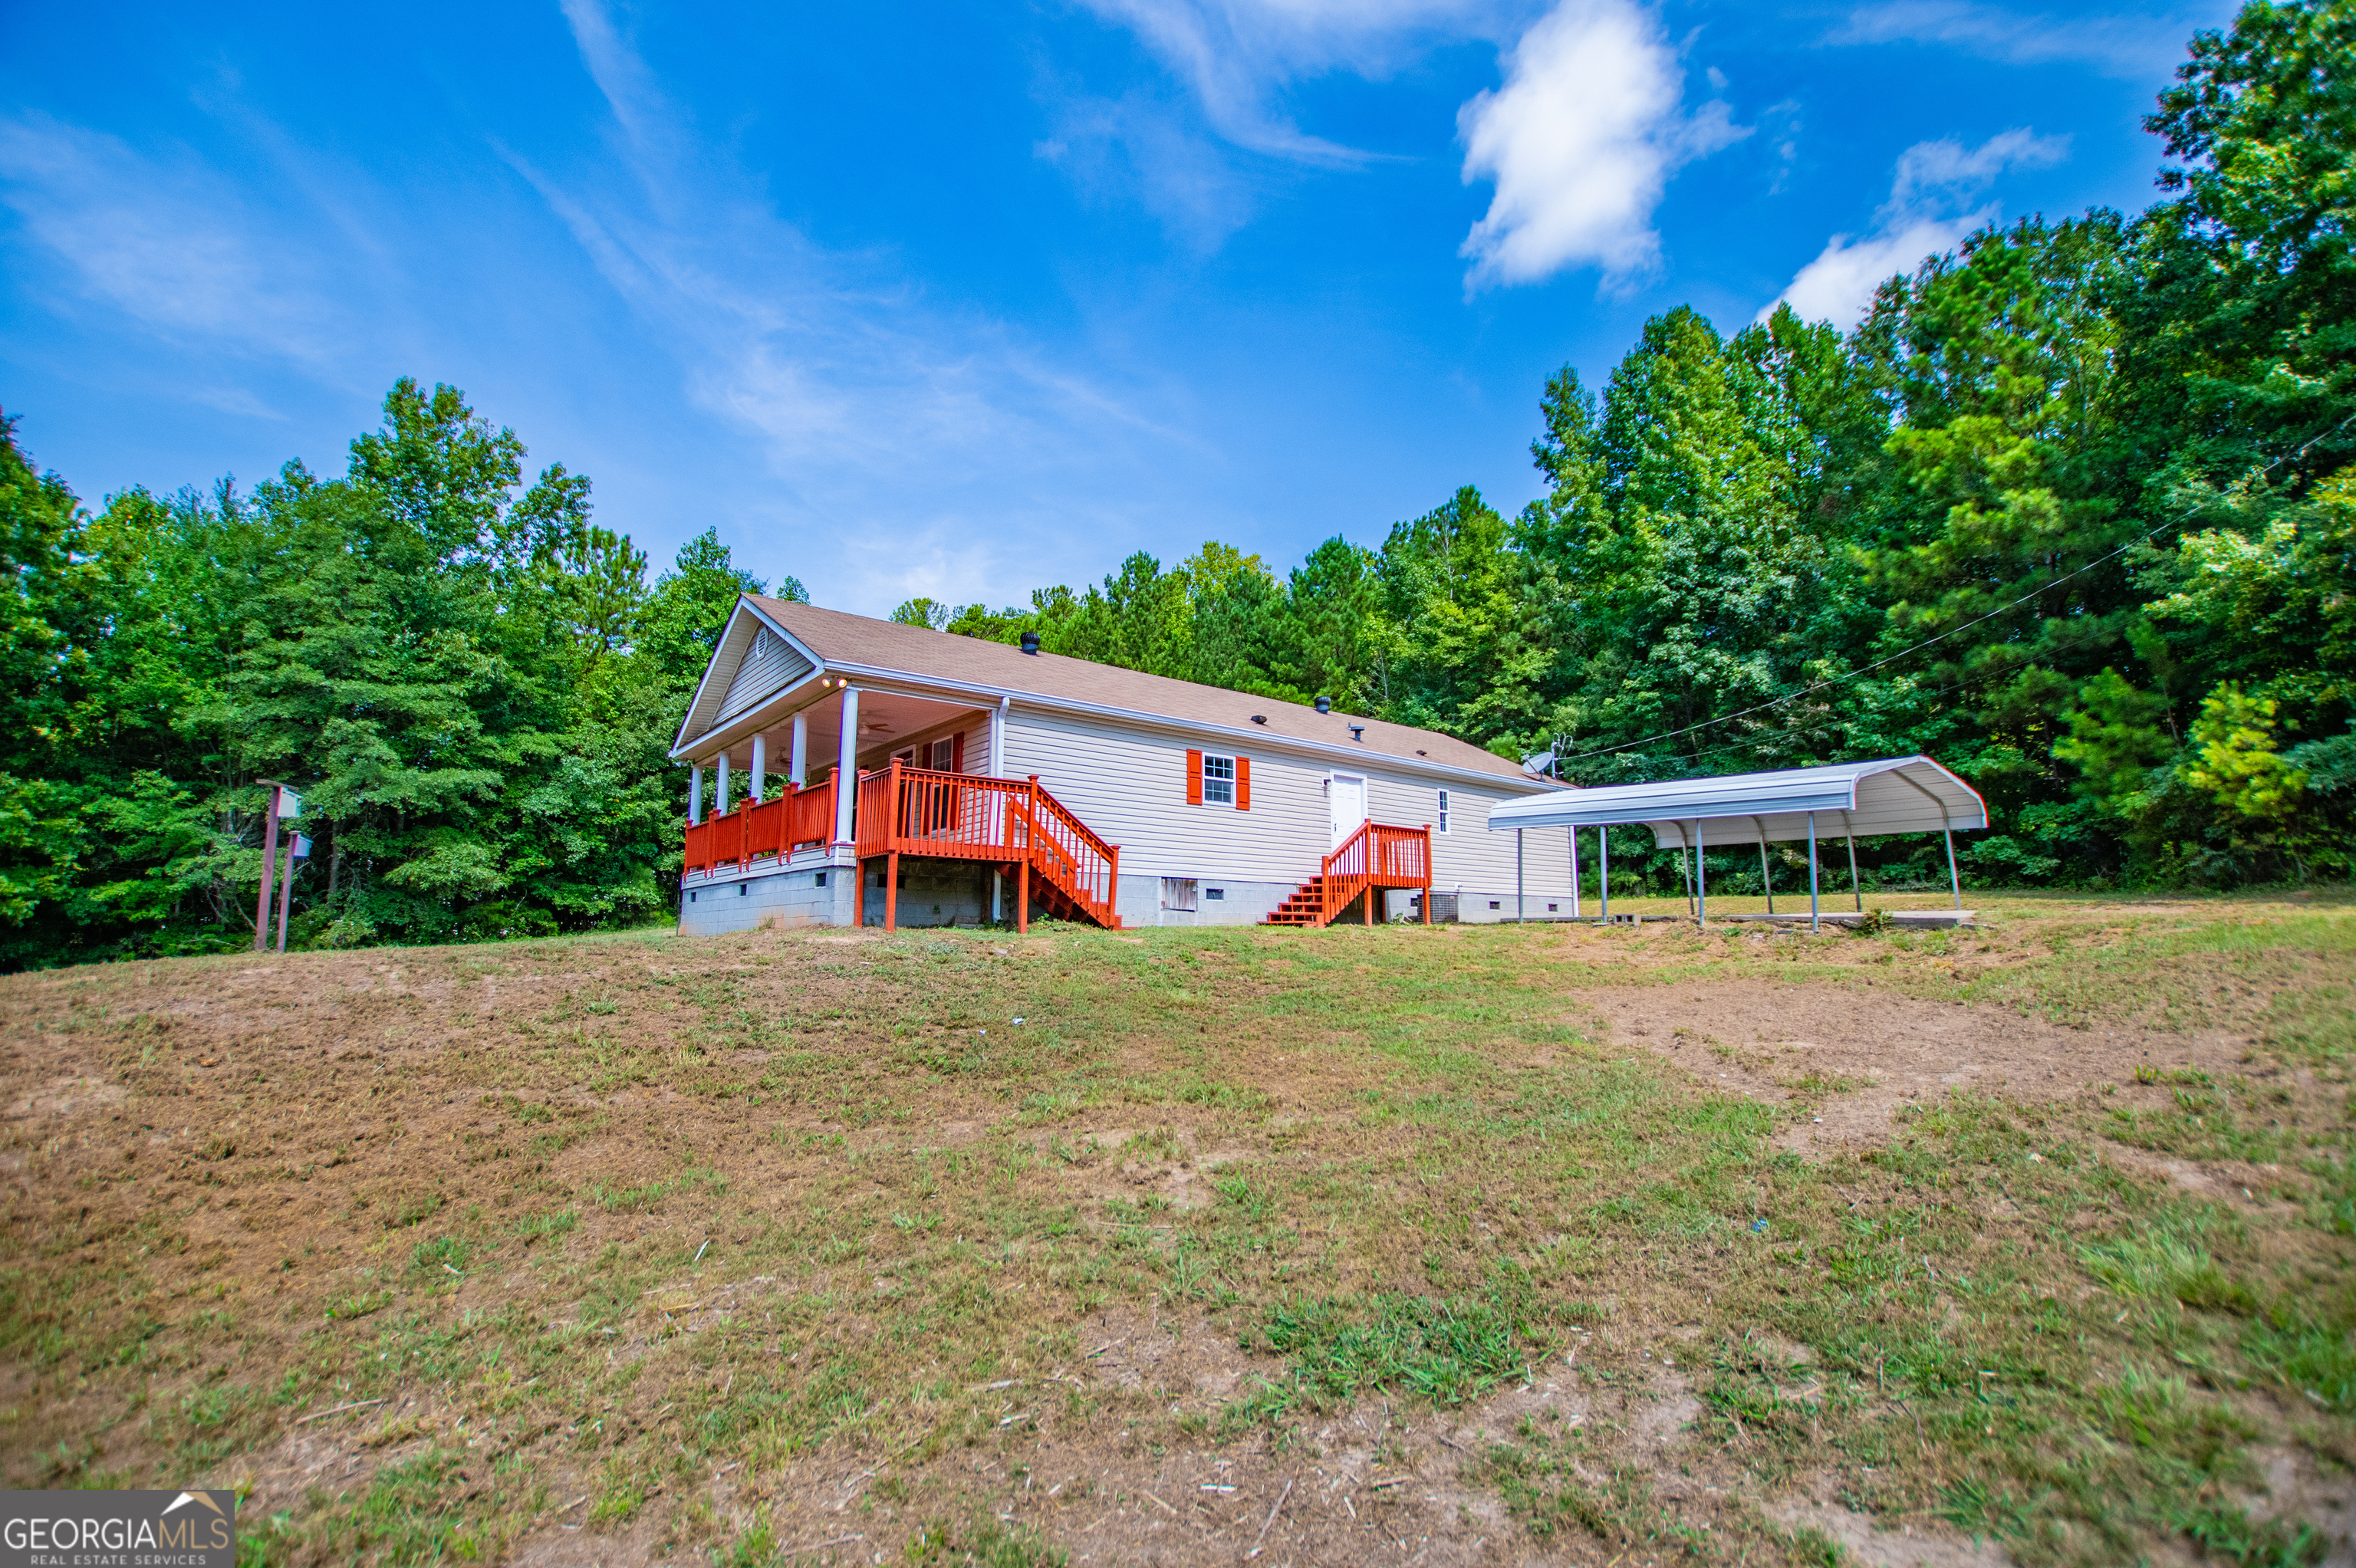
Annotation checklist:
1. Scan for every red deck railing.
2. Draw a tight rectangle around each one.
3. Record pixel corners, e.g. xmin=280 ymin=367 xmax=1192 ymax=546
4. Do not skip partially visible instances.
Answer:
xmin=1265 ymin=820 xmax=1433 ymax=928
xmin=855 ymin=761 xmax=1120 ymax=931
xmin=682 ymin=777 xmax=837 ymax=876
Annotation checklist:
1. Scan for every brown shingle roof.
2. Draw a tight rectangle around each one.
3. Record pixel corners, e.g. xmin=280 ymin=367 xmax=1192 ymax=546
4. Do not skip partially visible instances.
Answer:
xmin=751 ymin=597 xmax=1538 ymax=785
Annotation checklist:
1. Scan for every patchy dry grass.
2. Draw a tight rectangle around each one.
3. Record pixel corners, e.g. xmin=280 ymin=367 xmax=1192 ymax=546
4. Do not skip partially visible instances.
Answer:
xmin=1 ymin=889 xmax=2352 ymax=1566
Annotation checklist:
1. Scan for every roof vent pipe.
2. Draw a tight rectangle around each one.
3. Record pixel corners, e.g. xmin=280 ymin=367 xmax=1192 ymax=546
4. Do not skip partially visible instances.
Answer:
xmin=1020 ymin=632 xmax=1041 ymax=656
xmin=1314 ymin=695 xmax=1332 ymax=714
xmin=1349 ymin=725 xmax=1365 ymax=742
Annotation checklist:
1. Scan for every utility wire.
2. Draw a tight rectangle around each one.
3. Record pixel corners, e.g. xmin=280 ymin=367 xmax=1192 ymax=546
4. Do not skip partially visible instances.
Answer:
xmin=1559 ymin=409 xmax=2356 ymax=766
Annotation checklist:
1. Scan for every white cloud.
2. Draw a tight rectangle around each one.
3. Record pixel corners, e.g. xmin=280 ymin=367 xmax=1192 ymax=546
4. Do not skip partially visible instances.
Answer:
xmin=1831 ymin=1 xmax=2229 ymax=79
xmin=1456 ymin=0 xmax=1746 ymax=290
xmin=1076 ymin=0 xmax=1515 ymax=162
xmin=1760 ymin=127 xmax=2068 ymax=327
xmin=0 ymin=113 xmax=347 ymax=370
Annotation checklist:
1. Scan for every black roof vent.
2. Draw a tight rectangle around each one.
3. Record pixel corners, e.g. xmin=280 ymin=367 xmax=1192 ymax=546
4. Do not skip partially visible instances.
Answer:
xmin=1349 ymin=725 xmax=1365 ymax=741
xmin=1250 ymin=714 xmax=1267 ymax=725
xmin=1314 ymin=695 xmax=1332 ymax=714
xmin=1019 ymin=632 xmax=1041 ymax=656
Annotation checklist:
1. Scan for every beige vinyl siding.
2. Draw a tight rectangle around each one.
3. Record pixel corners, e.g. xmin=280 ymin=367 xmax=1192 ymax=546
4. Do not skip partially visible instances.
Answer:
xmin=716 ymin=628 xmax=814 ymax=726
xmin=1002 ymin=708 xmax=1329 ymax=886
xmin=1001 ymin=708 xmax=1578 ymax=906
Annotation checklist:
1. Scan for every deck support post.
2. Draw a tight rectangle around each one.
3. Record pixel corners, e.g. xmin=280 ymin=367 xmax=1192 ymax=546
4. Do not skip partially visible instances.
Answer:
xmin=992 ymin=870 xmax=1002 ymax=924
xmin=883 ymin=758 xmax=902 ymax=932
xmin=1422 ymin=825 xmax=1433 ymax=925
xmin=1807 ymin=812 xmax=1820 ymax=932
xmin=1755 ymin=817 xmax=1773 ymax=915
xmin=1015 ymin=777 xmax=1037 ymax=934
xmin=790 ymin=713 xmax=807 ymax=787
xmin=1598 ymin=827 xmax=1609 ymax=925
xmin=1694 ymin=820 xmax=1706 ymax=927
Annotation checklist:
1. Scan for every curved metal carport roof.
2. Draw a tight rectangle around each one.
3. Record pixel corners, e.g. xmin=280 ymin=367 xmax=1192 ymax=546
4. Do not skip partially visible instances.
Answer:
xmin=1484 ymin=756 xmax=1986 ymax=927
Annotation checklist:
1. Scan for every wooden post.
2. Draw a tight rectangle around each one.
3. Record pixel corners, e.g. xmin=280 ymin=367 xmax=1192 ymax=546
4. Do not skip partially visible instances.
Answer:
xmin=1106 ymin=841 xmax=1120 ymax=929
xmin=252 ymin=786 xmax=281 ymax=952
xmin=1421 ymin=825 xmax=1432 ymax=924
xmin=1016 ymin=777 xmax=1037 ymax=933
xmin=275 ymin=839 xmax=297 ymax=953
xmin=884 ymin=759 xmax=902 ymax=932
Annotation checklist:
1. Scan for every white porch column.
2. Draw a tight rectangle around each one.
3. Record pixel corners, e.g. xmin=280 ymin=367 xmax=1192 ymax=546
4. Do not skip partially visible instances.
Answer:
xmin=832 ymin=688 xmax=859 ymax=846
xmin=716 ymin=751 xmax=731 ymax=816
xmin=790 ymin=713 xmax=808 ymax=787
xmin=689 ymin=764 xmax=704 ymax=824
xmin=750 ymin=735 xmax=766 ymax=804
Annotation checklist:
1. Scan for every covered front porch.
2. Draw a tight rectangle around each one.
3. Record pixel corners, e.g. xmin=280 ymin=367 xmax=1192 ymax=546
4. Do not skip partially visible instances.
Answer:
xmin=679 ymin=682 xmax=1120 ymax=932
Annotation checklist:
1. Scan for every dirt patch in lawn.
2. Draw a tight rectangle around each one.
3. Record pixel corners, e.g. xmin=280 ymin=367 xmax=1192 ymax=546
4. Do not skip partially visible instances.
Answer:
xmin=1582 ymin=980 xmax=2258 ymax=1154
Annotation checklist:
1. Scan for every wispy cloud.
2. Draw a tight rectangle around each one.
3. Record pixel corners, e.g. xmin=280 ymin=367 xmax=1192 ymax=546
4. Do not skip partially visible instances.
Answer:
xmin=1457 ymin=0 xmax=1746 ymax=290
xmin=1829 ymin=1 xmax=2224 ymax=80
xmin=1074 ymin=0 xmax=1515 ymax=163
xmin=1760 ymin=127 xmax=2068 ymax=327
xmin=540 ymin=0 xmax=1195 ymax=613
xmin=0 ymin=112 xmax=347 ymax=370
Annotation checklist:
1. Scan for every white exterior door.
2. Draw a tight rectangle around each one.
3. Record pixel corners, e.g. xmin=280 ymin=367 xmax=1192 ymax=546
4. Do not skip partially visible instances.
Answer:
xmin=1328 ymin=773 xmax=1367 ymax=848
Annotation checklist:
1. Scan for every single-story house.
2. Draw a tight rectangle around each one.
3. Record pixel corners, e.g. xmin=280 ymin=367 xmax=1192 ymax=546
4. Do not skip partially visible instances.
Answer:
xmin=670 ymin=597 xmax=1577 ymax=933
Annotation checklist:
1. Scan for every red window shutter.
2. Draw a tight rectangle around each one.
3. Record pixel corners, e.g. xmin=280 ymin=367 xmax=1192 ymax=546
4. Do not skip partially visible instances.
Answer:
xmin=1236 ymin=756 xmax=1251 ymax=811
xmin=1186 ymin=749 xmax=1203 ymax=805
xmin=951 ymin=731 xmax=965 ymax=773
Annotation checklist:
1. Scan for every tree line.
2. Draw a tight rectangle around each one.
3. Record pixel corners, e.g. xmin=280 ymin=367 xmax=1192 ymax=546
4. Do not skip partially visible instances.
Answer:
xmin=0 ymin=0 xmax=2347 ymax=965
xmin=905 ymin=0 xmax=2354 ymax=895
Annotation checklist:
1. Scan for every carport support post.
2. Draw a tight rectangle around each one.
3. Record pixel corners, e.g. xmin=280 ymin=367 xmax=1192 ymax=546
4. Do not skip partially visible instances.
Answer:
xmin=1755 ymin=817 xmax=1773 ymax=915
xmin=1568 ymin=827 xmax=1581 ymax=919
xmin=1515 ymin=829 xmax=1525 ymax=924
xmin=1807 ymin=812 xmax=1820 ymax=932
xmin=275 ymin=838 xmax=297 ymax=953
xmin=1694 ymin=820 xmax=1706 ymax=927
xmin=1847 ymin=831 xmax=1862 ymax=912
xmin=1945 ymin=823 xmax=1963 ymax=912
xmin=1598 ymin=827 xmax=1609 ymax=924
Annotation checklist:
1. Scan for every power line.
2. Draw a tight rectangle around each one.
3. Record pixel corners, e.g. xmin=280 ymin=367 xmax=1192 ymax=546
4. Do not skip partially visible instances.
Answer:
xmin=1560 ymin=409 xmax=2356 ymax=766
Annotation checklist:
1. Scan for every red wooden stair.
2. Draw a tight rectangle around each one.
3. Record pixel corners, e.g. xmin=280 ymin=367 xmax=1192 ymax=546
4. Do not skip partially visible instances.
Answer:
xmin=1262 ymin=822 xmax=1433 ymax=929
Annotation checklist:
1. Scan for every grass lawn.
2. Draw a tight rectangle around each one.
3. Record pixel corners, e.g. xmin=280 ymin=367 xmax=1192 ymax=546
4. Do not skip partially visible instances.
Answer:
xmin=3 ymin=889 xmax=2354 ymax=1566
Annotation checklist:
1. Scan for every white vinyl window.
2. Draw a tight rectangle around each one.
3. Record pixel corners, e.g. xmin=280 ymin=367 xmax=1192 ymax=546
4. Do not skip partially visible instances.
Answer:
xmin=930 ymin=737 xmax=955 ymax=771
xmin=1202 ymin=754 xmax=1236 ymax=807
xmin=1437 ymin=788 xmax=1451 ymax=833
xmin=1161 ymin=877 xmax=1199 ymax=912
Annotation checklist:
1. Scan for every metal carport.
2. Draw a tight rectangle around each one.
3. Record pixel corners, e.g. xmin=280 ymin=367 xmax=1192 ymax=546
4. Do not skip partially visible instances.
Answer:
xmin=1485 ymin=756 xmax=1989 ymax=930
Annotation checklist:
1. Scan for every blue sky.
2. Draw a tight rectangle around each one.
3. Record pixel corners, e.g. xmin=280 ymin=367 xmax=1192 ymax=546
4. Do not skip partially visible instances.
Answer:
xmin=1 ymin=0 xmax=2229 ymax=616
